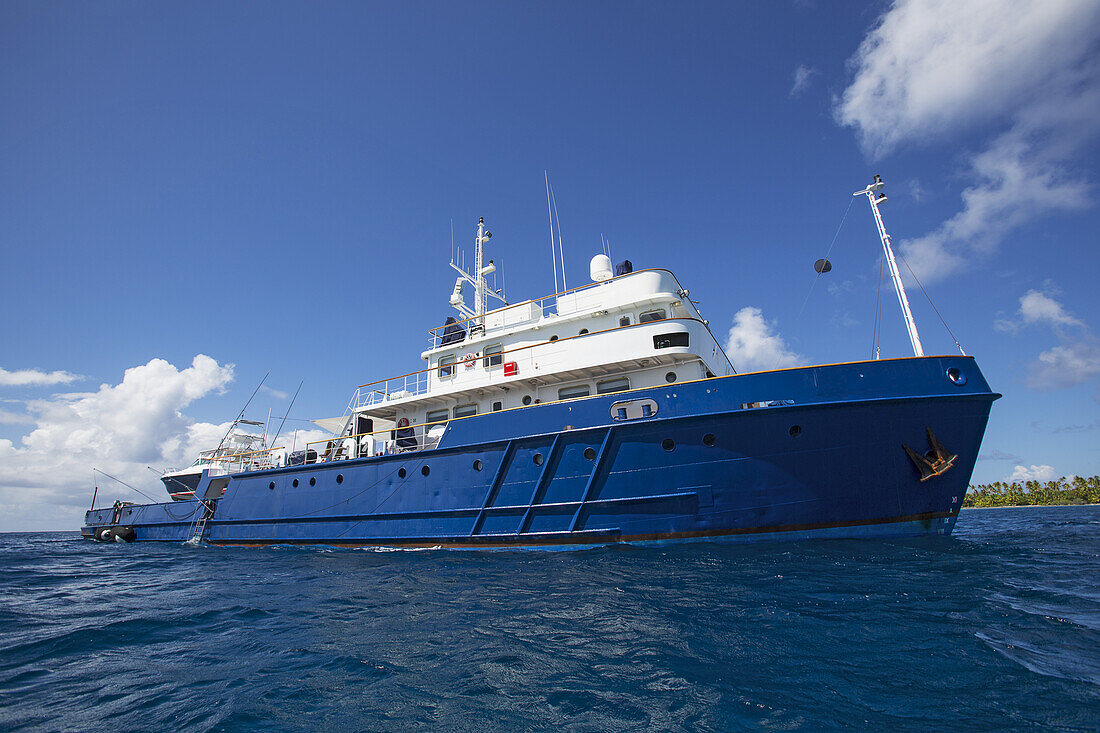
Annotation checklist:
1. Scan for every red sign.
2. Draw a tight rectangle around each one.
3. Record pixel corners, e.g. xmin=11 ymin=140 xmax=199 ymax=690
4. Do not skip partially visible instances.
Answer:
xmin=503 ymin=361 xmax=518 ymax=376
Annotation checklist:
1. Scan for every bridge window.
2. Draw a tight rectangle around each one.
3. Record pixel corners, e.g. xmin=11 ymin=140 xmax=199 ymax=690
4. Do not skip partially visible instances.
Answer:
xmin=438 ymin=355 xmax=455 ymax=378
xmin=639 ymin=308 xmax=667 ymax=323
xmin=597 ymin=377 xmax=630 ymax=395
xmin=654 ymin=332 xmax=690 ymax=349
xmin=483 ymin=343 xmax=503 ymax=368
xmin=558 ymin=384 xmax=591 ymax=400
xmin=453 ymin=403 xmax=478 ymax=418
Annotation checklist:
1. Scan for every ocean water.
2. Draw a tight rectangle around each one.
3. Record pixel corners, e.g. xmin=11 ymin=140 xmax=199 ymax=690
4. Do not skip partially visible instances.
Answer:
xmin=1 ymin=507 xmax=1097 ymax=731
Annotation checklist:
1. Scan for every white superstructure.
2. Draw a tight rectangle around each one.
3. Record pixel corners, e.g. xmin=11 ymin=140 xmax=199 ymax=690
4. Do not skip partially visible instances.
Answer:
xmin=306 ymin=220 xmax=735 ymax=460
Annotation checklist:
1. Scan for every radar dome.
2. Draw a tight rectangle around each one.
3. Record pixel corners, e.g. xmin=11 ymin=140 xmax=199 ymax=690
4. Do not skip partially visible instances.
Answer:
xmin=590 ymin=254 xmax=613 ymax=282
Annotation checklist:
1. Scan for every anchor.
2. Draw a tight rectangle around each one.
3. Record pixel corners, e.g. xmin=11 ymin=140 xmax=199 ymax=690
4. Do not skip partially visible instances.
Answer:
xmin=903 ymin=427 xmax=957 ymax=482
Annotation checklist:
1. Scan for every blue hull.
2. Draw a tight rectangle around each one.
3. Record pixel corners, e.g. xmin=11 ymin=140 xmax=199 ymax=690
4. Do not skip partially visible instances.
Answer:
xmin=83 ymin=356 xmax=997 ymax=549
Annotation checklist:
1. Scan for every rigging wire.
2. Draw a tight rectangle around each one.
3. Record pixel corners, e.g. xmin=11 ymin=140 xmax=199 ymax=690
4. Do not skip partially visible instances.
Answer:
xmin=894 ymin=248 xmax=967 ymax=355
xmin=795 ymin=196 xmax=856 ymax=322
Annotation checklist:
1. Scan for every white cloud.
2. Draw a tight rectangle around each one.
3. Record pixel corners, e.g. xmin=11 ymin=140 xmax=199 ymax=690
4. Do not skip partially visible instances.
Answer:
xmin=1028 ymin=339 xmax=1100 ymax=390
xmin=996 ymin=287 xmax=1084 ymax=333
xmin=837 ymin=0 xmax=1100 ymax=283
xmin=1008 ymin=464 xmax=1058 ymax=483
xmin=789 ymin=65 xmax=816 ymax=98
xmin=993 ymin=286 xmax=1100 ymax=390
xmin=898 ymin=133 xmax=1091 ymax=282
xmin=1018 ymin=290 xmax=1084 ymax=329
xmin=725 ymin=307 xmax=803 ymax=373
xmin=0 ymin=355 xmax=235 ymax=531
xmin=0 ymin=367 xmax=82 ymax=387
xmin=260 ymin=385 xmax=290 ymax=400
xmin=0 ymin=408 xmax=34 ymax=425
xmin=836 ymin=0 xmax=1100 ymax=155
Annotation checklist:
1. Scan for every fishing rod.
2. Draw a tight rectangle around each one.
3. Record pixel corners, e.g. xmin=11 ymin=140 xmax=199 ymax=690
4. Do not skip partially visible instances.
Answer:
xmin=212 ymin=371 xmax=269 ymax=455
xmin=269 ymin=380 xmax=304 ymax=447
xmin=93 ymin=467 xmax=160 ymax=504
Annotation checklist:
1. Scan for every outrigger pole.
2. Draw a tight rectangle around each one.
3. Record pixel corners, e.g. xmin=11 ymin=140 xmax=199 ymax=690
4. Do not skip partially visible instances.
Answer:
xmin=855 ymin=175 xmax=924 ymax=358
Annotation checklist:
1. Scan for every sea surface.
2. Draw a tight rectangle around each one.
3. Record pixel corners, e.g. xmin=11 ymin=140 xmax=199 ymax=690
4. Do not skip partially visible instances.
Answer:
xmin=1 ymin=506 xmax=1097 ymax=731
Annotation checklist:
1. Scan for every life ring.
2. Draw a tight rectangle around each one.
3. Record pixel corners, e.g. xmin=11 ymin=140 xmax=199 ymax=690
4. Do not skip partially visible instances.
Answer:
xmin=462 ymin=353 xmax=477 ymax=369
xmin=397 ymin=417 xmax=409 ymax=428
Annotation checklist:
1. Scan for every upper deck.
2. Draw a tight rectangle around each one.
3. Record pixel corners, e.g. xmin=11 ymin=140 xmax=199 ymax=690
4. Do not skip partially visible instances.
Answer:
xmin=351 ymin=268 xmax=733 ymax=418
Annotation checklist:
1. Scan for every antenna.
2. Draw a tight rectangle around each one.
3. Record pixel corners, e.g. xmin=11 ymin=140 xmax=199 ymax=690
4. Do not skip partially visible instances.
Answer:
xmin=853 ymin=174 xmax=924 ymax=357
xmin=545 ymin=171 xmax=559 ymax=293
xmin=549 ymin=179 xmax=567 ymax=290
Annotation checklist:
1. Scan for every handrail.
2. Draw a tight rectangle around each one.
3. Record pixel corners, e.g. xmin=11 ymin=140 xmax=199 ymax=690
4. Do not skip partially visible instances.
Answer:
xmin=202 ymin=446 xmax=286 ymax=462
xmin=426 ymin=267 xmax=683 ymax=340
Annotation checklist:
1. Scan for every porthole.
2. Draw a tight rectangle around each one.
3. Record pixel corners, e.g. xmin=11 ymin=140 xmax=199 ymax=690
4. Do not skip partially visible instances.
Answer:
xmin=522 ymin=395 xmax=533 ymax=406
xmin=398 ymin=467 xmax=407 ymax=478
xmin=947 ymin=367 xmax=967 ymax=386
xmin=662 ymin=438 xmax=675 ymax=452
xmin=292 ymin=478 xmax=299 ymax=487
xmin=268 ymin=481 xmax=275 ymax=490
xmin=579 ymin=328 xmax=589 ymax=335
xmin=533 ymin=453 xmax=544 ymax=466
xmin=421 ymin=465 xmax=430 ymax=476
xmin=665 ymin=371 xmax=677 ymax=383
xmin=789 ymin=425 xmax=802 ymax=437
xmin=473 ymin=459 xmax=483 ymax=471
xmin=703 ymin=433 xmax=716 ymax=447
xmin=549 ymin=335 xmax=559 ymax=342
xmin=584 ymin=447 xmax=596 ymax=460
xmin=309 ymin=477 xmax=316 ymax=486
xmin=336 ymin=474 xmax=343 ymax=484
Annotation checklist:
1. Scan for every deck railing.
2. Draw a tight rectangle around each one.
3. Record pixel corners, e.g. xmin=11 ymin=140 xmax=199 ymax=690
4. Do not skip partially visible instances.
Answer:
xmin=424 ymin=268 xmax=675 ymax=348
xmin=351 ymin=316 xmax=698 ymax=410
xmin=305 ymin=419 xmax=445 ymax=462
xmin=200 ymin=446 xmax=285 ymax=474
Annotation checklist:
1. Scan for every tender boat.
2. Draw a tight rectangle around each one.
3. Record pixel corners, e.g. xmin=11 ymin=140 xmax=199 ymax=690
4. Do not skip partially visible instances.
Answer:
xmin=84 ymin=178 xmax=999 ymax=548
xmin=160 ymin=426 xmax=272 ymax=501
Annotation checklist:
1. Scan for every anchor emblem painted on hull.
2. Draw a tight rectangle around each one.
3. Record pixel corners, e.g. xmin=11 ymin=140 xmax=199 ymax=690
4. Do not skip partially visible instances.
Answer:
xmin=903 ymin=427 xmax=958 ymax=482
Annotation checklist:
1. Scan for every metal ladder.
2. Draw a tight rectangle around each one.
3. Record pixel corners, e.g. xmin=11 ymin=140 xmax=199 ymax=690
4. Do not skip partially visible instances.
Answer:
xmin=184 ymin=500 xmax=214 ymax=546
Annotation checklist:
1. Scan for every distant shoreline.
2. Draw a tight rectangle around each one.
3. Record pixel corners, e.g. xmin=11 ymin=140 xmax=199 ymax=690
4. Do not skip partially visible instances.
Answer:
xmin=963 ymin=503 xmax=1099 ymax=510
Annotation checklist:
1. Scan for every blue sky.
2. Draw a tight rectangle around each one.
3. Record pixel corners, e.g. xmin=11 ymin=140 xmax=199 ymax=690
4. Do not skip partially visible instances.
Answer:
xmin=2 ymin=1 xmax=1099 ymax=530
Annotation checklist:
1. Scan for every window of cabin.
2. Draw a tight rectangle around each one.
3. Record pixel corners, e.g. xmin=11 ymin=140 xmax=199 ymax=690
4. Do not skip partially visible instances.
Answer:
xmin=653 ymin=332 xmax=690 ymax=349
xmin=596 ymin=377 xmax=630 ymax=395
xmin=425 ymin=409 xmax=449 ymax=428
xmin=619 ymin=315 xmax=632 ymax=327
xmin=483 ymin=343 xmax=503 ymax=368
xmin=492 ymin=401 xmax=503 ymax=412
xmin=639 ymin=309 xmax=667 ymax=324
xmin=557 ymin=384 xmax=591 ymax=401
xmin=453 ymin=403 xmax=477 ymax=419
xmin=438 ymin=355 xmax=456 ymax=378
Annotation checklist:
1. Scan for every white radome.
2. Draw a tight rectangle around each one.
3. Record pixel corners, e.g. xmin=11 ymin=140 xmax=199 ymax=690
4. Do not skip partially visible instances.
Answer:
xmin=590 ymin=254 xmax=613 ymax=282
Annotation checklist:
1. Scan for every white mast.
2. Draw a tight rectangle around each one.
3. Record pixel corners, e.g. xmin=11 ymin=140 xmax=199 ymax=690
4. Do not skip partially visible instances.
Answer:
xmin=854 ymin=175 xmax=924 ymax=358
xmin=450 ymin=218 xmax=499 ymax=328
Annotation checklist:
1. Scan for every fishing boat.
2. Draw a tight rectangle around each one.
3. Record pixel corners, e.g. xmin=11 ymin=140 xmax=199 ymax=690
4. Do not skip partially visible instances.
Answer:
xmin=83 ymin=177 xmax=999 ymax=548
xmin=160 ymin=424 xmax=272 ymax=501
